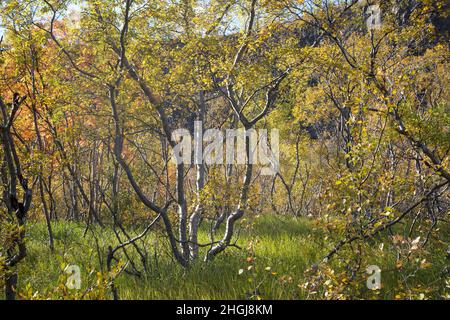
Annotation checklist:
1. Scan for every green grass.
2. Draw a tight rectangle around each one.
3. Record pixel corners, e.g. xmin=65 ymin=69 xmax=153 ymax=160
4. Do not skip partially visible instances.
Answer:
xmin=10 ymin=215 xmax=450 ymax=300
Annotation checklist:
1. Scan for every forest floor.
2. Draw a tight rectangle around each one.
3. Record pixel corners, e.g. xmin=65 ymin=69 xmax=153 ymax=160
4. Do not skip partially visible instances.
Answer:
xmin=15 ymin=215 xmax=449 ymax=300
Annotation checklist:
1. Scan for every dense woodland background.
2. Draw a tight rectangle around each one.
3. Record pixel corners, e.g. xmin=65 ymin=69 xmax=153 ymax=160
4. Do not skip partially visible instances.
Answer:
xmin=0 ymin=0 xmax=449 ymax=300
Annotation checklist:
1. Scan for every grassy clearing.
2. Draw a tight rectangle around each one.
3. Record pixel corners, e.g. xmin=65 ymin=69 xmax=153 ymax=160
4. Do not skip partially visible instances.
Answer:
xmin=11 ymin=215 xmax=449 ymax=300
